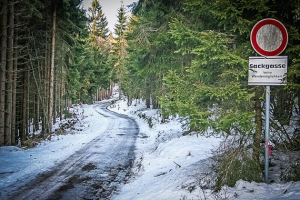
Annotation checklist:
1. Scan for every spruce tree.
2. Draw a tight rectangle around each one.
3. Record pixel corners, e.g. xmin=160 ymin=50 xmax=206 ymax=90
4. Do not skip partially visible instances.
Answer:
xmin=113 ymin=3 xmax=127 ymax=100
xmin=126 ymin=0 xmax=300 ymax=188
xmin=89 ymin=0 xmax=109 ymax=42
xmin=69 ymin=0 xmax=112 ymax=103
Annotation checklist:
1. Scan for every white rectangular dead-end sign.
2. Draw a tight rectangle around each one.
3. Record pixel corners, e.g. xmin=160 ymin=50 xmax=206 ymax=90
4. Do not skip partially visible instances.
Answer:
xmin=248 ymin=56 xmax=288 ymax=85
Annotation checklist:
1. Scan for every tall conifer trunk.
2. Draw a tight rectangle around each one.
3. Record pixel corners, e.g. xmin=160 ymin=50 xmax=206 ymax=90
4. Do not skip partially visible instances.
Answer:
xmin=34 ymin=93 xmax=39 ymax=132
xmin=53 ymin=72 xmax=57 ymax=124
xmin=59 ymin=68 xmax=64 ymax=120
xmin=118 ymin=80 xmax=121 ymax=100
xmin=48 ymin=0 xmax=57 ymax=134
xmin=0 ymin=0 xmax=8 ymax=146
xmin=12 ymin=24 xmax=18 ymax=144
xmin=42 ymin=32 xmax=50 ymax=136
xmin=22 ymin=65 xmax=29 ymax=141
xmin=5 ymin=0 xmax=15 ymax=145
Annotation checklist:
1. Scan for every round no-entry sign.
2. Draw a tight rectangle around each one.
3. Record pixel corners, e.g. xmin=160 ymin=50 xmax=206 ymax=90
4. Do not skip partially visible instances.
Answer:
xmin=250 ymin=18 xmax=288 ymax=56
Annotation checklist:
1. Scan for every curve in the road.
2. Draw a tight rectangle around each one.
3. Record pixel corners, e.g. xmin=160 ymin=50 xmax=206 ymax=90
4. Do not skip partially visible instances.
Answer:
xmin=6 ymin=101 xmax=139 ymax=200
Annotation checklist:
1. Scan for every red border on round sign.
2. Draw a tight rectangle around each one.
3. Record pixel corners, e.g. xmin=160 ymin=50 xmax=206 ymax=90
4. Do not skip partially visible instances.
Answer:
xmin=251 ymin=18 xmax=288 ymax=56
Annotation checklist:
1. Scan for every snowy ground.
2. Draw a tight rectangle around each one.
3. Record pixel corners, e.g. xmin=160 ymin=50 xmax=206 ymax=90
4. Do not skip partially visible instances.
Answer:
xmin=0 ymin=90 xmax=300 ymax=199
xmin=108 ymin=98 xmax=300 ymax=200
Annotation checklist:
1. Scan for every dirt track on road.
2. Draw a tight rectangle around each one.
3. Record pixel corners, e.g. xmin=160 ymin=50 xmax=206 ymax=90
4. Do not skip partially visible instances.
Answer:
xmin=6 ymin=101 xmax=139 ymax=200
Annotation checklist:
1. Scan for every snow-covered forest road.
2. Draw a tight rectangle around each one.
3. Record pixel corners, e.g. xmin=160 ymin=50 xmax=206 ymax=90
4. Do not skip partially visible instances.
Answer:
xmin=1 ymin=101 xmax=139 ymax=200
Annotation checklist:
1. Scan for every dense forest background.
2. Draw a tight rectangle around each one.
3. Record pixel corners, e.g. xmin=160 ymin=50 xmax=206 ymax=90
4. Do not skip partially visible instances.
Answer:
xmin=0 ymin=0 xmax=119 ymax=145
xmin=1 ymin=0 xmax=300 ymax=189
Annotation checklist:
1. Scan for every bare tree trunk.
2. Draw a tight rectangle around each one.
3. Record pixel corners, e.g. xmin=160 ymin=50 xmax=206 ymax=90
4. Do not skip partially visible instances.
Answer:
xmin=48 ymin=1 xmax=57 ymax=135
xmin=5 ymin=0 xmax=15 ymax=145
xmin=145 ymin=78 xmax=151 ymax=108
xmin=100 ymin=88 xmax=102 ymax=100
xmin=99 ymin=88 xmax=101 ymax=101
xmin=152 ymin=97 xmax=158 ymax=109
xmin=118 ymin=80 xmax=121 ymax=100
xmin=56 ymin=68 xmax=61 ymax=120
xmin=42 ymin=35 xmax=50 ymax=136
xmin=12 ymin=25 xmax=18 ymax=144
xmin=146 ymin=97 xmax=150 ymax=108
xmin=22 ymin=66 xmax=29 ymax=141
xmin=27 ymin=84 xmax=30 ymax=134
xmin=99 ymin=89 xmax=102 ymax=100
xmin=0 ymin=0 xmax=8 ymax=146
xmin=127 ymin=96 xmax=132 ymax=106
xmin=59 ymin=69 xmax=65 ymax=120
xmin=34 ymin=92 xmax=39 ymax=132
xmin=102 ymin=89 xmax=106 ymax=99
xmin=53 ymin=71 xmax=57 ymax=124
xmin=109 ymin=82 xmax=113 ymax=97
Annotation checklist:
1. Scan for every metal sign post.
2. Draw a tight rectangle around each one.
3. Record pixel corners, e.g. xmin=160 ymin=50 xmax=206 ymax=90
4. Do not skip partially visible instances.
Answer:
xmin=265 ymin=86 xmax=270 ymax=182
xmin=249 ymin=18 xmax=288 ymax=183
